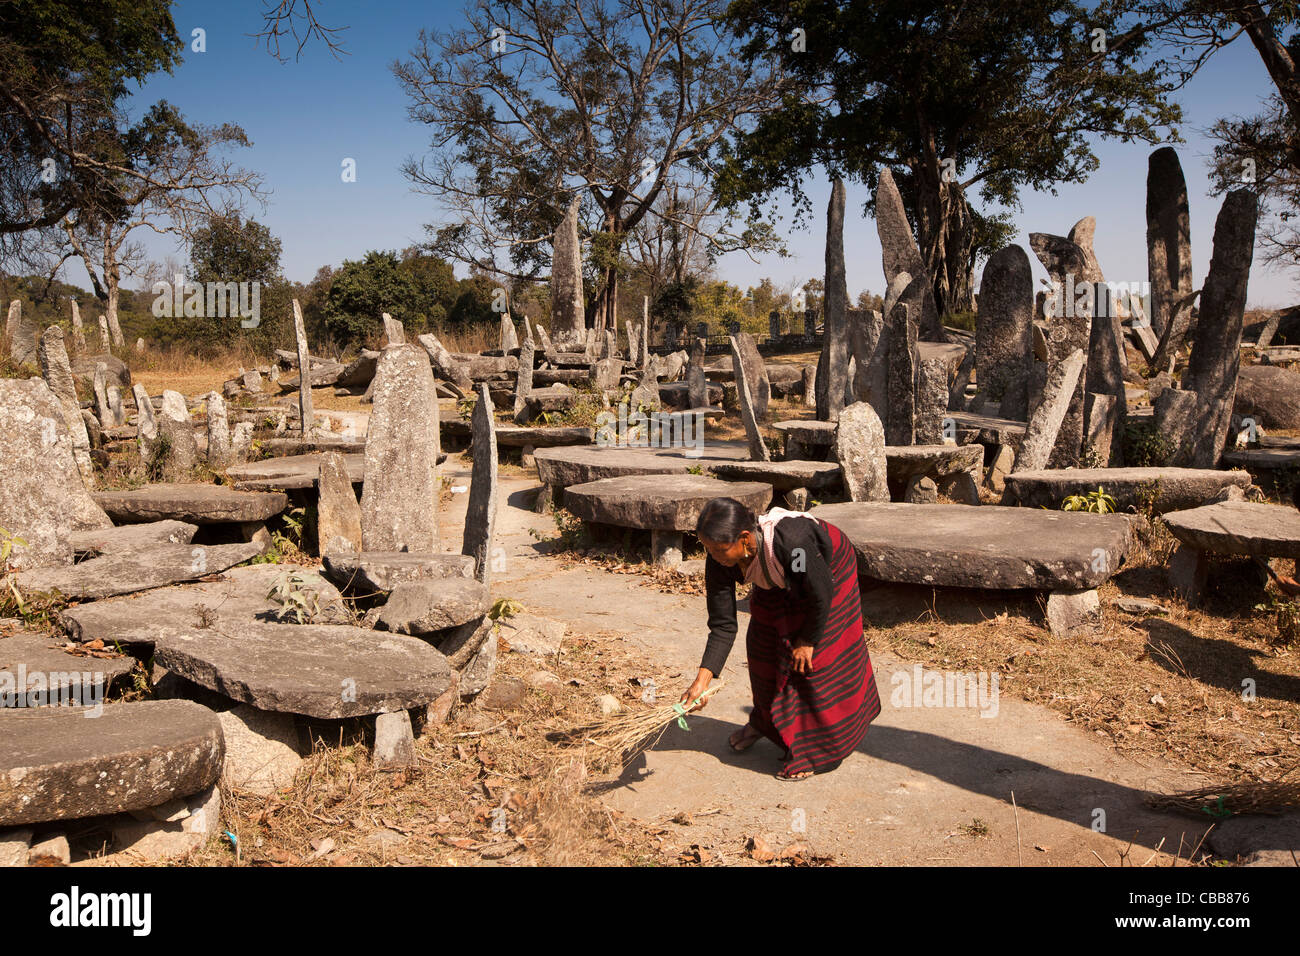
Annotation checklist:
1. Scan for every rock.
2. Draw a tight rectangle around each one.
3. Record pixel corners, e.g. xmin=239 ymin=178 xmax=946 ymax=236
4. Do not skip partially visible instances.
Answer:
xmin=1162 ymin=501 xmax=1300 ymax=559
xmin=0 ymin=827 xmax=32 ymax=867
xmin=903 ymin=475 xmax=938 ymax=503
xmin=598 ymin=694 xmax=622 ymax=715
xmin=1114 ymin=596 xmax=1167 ymax=616
xmin=14 ymin=540 xmax=264 ymax=602
xmin=710 ymin=460 xmax=842 ymax=493
xmin=316 ymin=451 xmax=363 ymax=554
xmin=819 ymin=178 xmax=850 ymax=419
xmin=459 ymin=627 xmax=499 ymax=700
xmin=423 ymin=677 xmax=459 ymax=727
xmin=915 ymin=356 xmax=950 ymax=444
xmin=0 ymin=378 xmax=112 ymax=569
xmin=1206 ymin=813 xmax=1300 ymax=866
xmin=1146 ymin=146 xmax=1194 ymax=342
xmin=28 ymin=833 xmax=70 ymax=866
xmin=1001 ymin=467 xmax=1251 ymax=514
xmin=417 ymin=333 xmax=474 ymax=392
xmin=337 ymin=349 xmax=380 ymax=388
xmin=1153 ymin=387 xmax=1199 ymax=466
xmin=885 ymin=298 xmax=917 ymax=444
xmin=730 ymin=336 xmax=771 ymax=461
xmin=563 ymin=474 xmax=772 ymax=531
xmin=875 ymin=168 xmax=943 ymax=340
xmin=218 ymin=705 xmax=302 ymax=795
xmin=37 ymin=326 xmax=93 ymax=483
xmin=688 ymin=337 xmax=708 ymax=410
xmin=382 ymin=313 xmax=406 ymax=347
xmin=1234 ymin=364 xmax=1300 ymax=428
xmin=1044 ymin=588 xmax=1103 ymax=638
xmin=94 ymin=483 xmax=287 ymax=525
xmin=226 ymin=451 xmax=363 ymax=492
xmin=0 ymin=700 xmax=223 ymax=826
xmin=374 ymin=578 xmax=491 ymax=635
xmin=0 ymin=630 xmax=135 ymax=703
xmin=497 ymin=614 xmax=566 ymax=656
xmin=550 ymin=197 xmax=586 ymax=349
xmin=1013 ymin=348 xmax=1086 ymax=472
xmin=835 ymin=402 xmax=889 ymax=502
xmin=321 ymin=551 xmax=474 ymax=592
xmin=5 ymin=300 xmax=38 ymax=365
xmin=360 ymin=345 xmax=440 ymax=552
xmin=70 ymin=352 xmax=130 ymax=393
xmin=533 ymin=443 xmax=748 ymax=491
xmin=477 ymin=677 xmax=526 ymax=712
xmin=292 ymin=299 xmax=315 ymax=434
xmin=462 ymin=384 xmax=499 ymax=583
xmin=152 ymin=621 xmax=454 ymax=719
xmin=205 ymin=392 xmax=231 ymax=469
xmin=809 ymin=501 xmax=1132 ymax=590
xmin=372 ymin=710 xmax=416 ymax=769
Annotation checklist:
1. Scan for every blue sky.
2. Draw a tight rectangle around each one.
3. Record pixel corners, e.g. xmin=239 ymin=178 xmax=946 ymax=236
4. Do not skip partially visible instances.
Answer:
xmin=75 ymin=0 xmax=1295 ymax=309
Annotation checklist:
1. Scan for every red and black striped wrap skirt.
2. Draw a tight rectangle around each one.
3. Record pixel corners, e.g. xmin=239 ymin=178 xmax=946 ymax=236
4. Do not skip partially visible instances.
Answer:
xmin=744 ymin=518 xmax=881 ymax=775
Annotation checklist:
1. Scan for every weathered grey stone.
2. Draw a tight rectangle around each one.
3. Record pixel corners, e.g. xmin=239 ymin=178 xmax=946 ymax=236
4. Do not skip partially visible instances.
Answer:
xmin=550 ymin=197 xmax=586 ymax=349
xmin=372 ymin=710 xmax=416 ymax=769
xmin=37 ymin=326 xmax=93 ymax=482
xmin=1147 ymin=146 xmax=1194 ymax=342
xmin=230 ymin=421 xmax=253 ymax=464
xmin=1003 ymin=467 xmax=1252 ymax=515
xmin=1163 ymin=501 xmax=1300 ymax=559
xmin=375 ymin=578 xmax=490 ymax=635
xmin=564 ymin=474 xmax=771 ymax=531
xmin=0 ymin=700 xmax=223 ymax=826
xmin=1013 ymin=348 xmax=1085 ymax=472
xmin=92 ymin=362 xmax=112 ymax=428
xmin=1084 ymin=300 xmax=1128 ymax=467
xmin=915 ymin=357 xmax=949 ymax=444
xmin=5 ymin=300 xmax=37 ymax=365
xmin=802 ymin=364 xmax=818 ymax=409
xmin=463 ymin=384 xmax=499 ymax=583
xmin=1044 ymin=588 xmax=1103 ymax=638
xmin=0 ymin=629 xmax=136 ymax=704
xmin=322 ymin=551 xmax=474 ymax=593
xmin=317 ymin=451 xmax=363 ymax=555
xmin=818 ymin=178 xmax=850 ymax=419
xmin=876 ymin=168 xmax=943 ymax=340
xmin=205 ymin=392 xmax=231 ymax=469
xmin=416 ymin=333 xmax=473 ymax=393
xmin=1030 ymin=234 xmax=1091 ymax=466
xmin=1181 ymin=190 xmax=1258 ymax=467
xmin=156 ymin=389 xmax=198 ymax=480
xmin=95 ymin=483 xmax=287 ymax=524
xmin=226 ymin=451 xmax=362 ymax=492
xmin=810 ymin=501 xmax=1132 ymax=590
xmin=68 ymin=519 xmax=197 ymax=557
xmin=1153 ymin=387 xmax=1198 ymax=466
xmin=885 ymin=299 xmax=918 ymax=445
xmin=835 ymin=402 xmax=889 ymax=502
xmin=1082 ymin=392 xmax=1117 ymax=467
xmin=498 ymin=613 xmax=566 ymax=657
xmin=14 ymin=540 xmax=263 ymax=601
xmin=903 ymin=475 xmax=938 ymax=503
xmin=1233 ymin=365 xmax=1300 ymax=428
xmin=534 ymin=443 xmax=747 ymax=491
xmin=513 ymin=336 xmax=535 ymax=422
xmin=361 ymin=345 xmax=440 ymax=552
xmin=688 ymin=337 xmax=709 ymax=410
xmin=28 ymin=833 xmax=70 ymax=865
xmin=710 ymin=460 xmax=842 ymax=492
xmin=0 ymin=378 xmax=111 ymax=569
xmin=291 ymin=299 xmax=315 ymax=437
xmin=731 ymin=335 xmax=771 ymax=461
xmin=218 ymin=704 xmax=301 ymax=795
xmin=382 ymin=312 xmax=406 ymax=347
xmin=107 ymin=384 xmax=125 ymax=426
xmin=0 ymin=827 xmax=32 ymax=867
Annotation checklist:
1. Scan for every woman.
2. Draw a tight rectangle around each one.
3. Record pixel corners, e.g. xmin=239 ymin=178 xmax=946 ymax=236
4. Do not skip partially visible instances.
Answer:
xmin=679 ymin=497 xmax=881 ymax=781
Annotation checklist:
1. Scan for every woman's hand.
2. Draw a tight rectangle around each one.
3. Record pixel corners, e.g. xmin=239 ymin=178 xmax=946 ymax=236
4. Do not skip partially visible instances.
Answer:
xmin=680 ymin=669 xmax=713 ymax=712
xmin=791 ymin=642 xmax=815 ymax=675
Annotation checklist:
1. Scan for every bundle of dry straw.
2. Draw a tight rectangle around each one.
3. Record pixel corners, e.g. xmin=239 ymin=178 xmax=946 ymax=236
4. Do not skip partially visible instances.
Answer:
xmin=1147 ymin=776 xmax=1300 ymax=818
xmin=549 ymin=683 xmax=724 ymax=771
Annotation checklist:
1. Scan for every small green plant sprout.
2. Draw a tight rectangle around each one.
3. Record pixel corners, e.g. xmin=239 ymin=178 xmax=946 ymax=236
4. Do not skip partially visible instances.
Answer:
xmin=489 ymin=597 xmax=523 ymax=621
xmin=267 ymin=571 xmax=323 ymax=624
xmin=1061 ymin=486 xmax=1117 ymax=514
xmin=0 ymin=526 xmax=28 ymax=567
xmin=686 ymin=464 xmax=703 ymax=475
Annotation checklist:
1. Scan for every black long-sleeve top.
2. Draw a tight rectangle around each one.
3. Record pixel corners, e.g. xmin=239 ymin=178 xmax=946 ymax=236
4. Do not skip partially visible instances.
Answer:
xmin=700 ymin=516 xmax=834 ymax=677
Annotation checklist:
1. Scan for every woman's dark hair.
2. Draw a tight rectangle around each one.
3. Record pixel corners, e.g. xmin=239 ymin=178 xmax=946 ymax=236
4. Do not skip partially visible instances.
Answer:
xmin=1292 ymin=477 xmax=1300 ymax=511
xmin=695 ymin=497 xmax=758 ymax=543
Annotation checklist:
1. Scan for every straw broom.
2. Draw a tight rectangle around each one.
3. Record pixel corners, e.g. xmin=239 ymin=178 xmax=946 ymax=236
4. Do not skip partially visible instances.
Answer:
xmin=1147 ymin=775 xmax=1300 ymax=818
xmin=549 ymin=682 xmax=725 ymax=771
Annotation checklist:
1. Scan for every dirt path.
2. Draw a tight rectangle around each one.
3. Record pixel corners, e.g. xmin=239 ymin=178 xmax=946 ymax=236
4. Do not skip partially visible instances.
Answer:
xmin=444 ymin=467 xmax=1215 ymax=866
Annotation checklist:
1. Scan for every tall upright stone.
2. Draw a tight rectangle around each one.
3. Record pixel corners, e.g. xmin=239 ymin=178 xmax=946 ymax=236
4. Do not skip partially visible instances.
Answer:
xmin=69 ymin=299 xmax=85 ymax=352
xmin=158 ymin=390 xmax=198 ymax=479
xmin=513 ymin=329 xmax=535 ymax=422
xmin=732 ymin=331 xmax=770 ymax=420
xmin=97 ymin=315 xmax=111 ymax=352
xmin=316 ymin=451 xmax=363 ymax=555
xmin=37 ymin=326 xmax=93 ymax=483
xmin=885 ymin=301 xmax=917 ymax=445
xmin=801 ymin=364 xmax=817 ymax=409
xmin=688 ymin=337 xmax=708 ymax=409
xmin=206 ymin=392 xmax=231 ymax=469
xmin=1181 ymin=189 xmax=1258 ymax=467
xmin=92 ymin=363 xmax=112 ymax=428
xmin=975 ymin=245 xmax=1033 ymax=419
xmin=535 ymin=323 xmax=553 ymax=353
xmin=915 ymin=357 xmax=950 ymax=444
xmin=818 ymin=177 xmax=850 ymax=420
xmin=641 ymin=299 xmax=650 ymax=370
xmin=1146 ymin=146 xmax=1193 ymax=342
xmin=382 ymin=313 xmax=406 ymax=347
xmin=5 ymin=300 xmax=37 ymax=365
xmin=417 ymin=332 xmax=473 ymax=393
xmin=550 ymin=196 xmax=586 ymax=349
xmin=361 ymin=344 xmax=440 ymax=553
xmin=499 ymin=313 xmax=518 ymax=352
xmin=875 ymin=168 xmax=944 ymax=341
xmin=1029 ymin=233 xmax=1091 ymax=466
xmin=292 ymin=299 xmax=314 ymax=436
xmin=107 ymin=386 xmax=125 ymax=427
xmin=132 ymin=385 xmax=157 ymax=465
xmin=835 ymin=402 xmax=889 ymax=502
xmin=462 ymin=384 xmax=498 ymax=584
xmin=627 ymin=322 xmax=640 ymax=368
xmin=1013 ymin=349 xmax=1086 ymax=472
xmin=730 ymin=336 xmax=771 ymax=461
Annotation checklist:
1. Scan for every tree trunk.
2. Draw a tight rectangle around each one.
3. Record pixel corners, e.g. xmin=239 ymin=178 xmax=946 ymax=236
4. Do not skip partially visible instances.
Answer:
xmin=910 ymin=164 xmax=978 ymax=318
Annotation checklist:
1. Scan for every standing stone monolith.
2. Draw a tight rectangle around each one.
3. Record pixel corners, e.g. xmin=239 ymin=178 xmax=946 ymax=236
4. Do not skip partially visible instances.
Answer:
xmin=513 ymin=329 xmax=535 ymax=423
xmin=135 ymin=337 xmax=145 ymax=353
xmin=536 ymin=323 xmax=553 ymax=353
xmin=382 ymin=313 xmax=406 ymax=347
xmin=499 ymin=313 xmax=518 ymax=352
xmin=818 ymin=177 xmax=850 ymax=420
xmin=293 ymin=299 xmax=314 ymax=436
xmin=835 ymin=402 xmax=889 ymax=502
xmin=550 ymin=197 xmax=585 ymax=349
xmin=801 ymin=365 xmax=817 ymax=409
xmin=37 ymin=326 xmax=93 ymax=483
xmin=206 ymin=392 xmax=231 ymax=469
xmin=732 ymin=331 xmax=770 ymax=420
xmin=97 ymin=315 xmax=111 ymax=352
xmin=69 ymin=299 xmax=86 ymax=352
xmin=1146 ymin=146 xmax=1193 ymax=342
xmin=641 ymin=297 xmax=651 ymax=370
xmin=627 ymin=321 xmax=640 ymax=366
xmin=230 ymin=421 xmax=254 ymax=464
xmin=1013 ymin=349 xmax=1086 ymax=472
xmin=915 ymin=357 xmax=950 ymax=444
xmin=1030 ymin=233 xmax=1091 ymax=466
xmin=106 ymin=385 xmax=126 ymax=426
xmin=885 ymin=300 xmax=918 ymax=445
xmin=132 ymin=384 xmax=158 ymax=463
xmin=688 ymin=337 xmax=708 ymax=409
xmin=1153 ymin=387 xmax=1199 ymax=466
xmin=463 ymin=384 xmax=499 ymax=584
xmin=92 ymin=363 xmax=111 ymax=427
xmin=317 ymin=451 xmax=363 ymax=555
xmin=6 ymin=300 xmax=38 ymax=365
xmin=730 ymin=336 xmax=771 ymax=461
xmin=1181 ymin=189 xmax=1258 ymax=467
xmin=975 ymin=245 xmax=1033 ymax=419
xmin=159 ymin=390 xmax=198 ymax=479
xmin=361 ymin=344 xmax=440 ymax=552
xmin=875 ymin=168 xmax=944 ymax=341
xmin=417 ymin=332 xmax=474 ymax=393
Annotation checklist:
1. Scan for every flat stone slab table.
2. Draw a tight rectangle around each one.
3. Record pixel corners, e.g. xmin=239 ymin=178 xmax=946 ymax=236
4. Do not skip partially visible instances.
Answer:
xmin=14 ymin=541 xmax=265 ymax=602
xmin=710 ymin=460 xmax=843 ymax=492
xmin=945 ymin=410 xmax=1027 ymax=451
xmin=1003 ymin=467 xmax=1252 ymax=515
xmin=0 ymin=699 xmax=222 ymax=826
xmin=1162 ymin=501 xmax=1300 ymax=606
xmin=563 ymin=474 xmax=772 ymax=565
xmin=322 ymin=551 xmax=475 ymax=593
xmin=225 ymin=453 xmax=364 ymax=491
xmin=94 ymin=483 xmax=288 ymax=525
xmin=772 ymin=420 xmax=837 ymax=461
xmin=533 ymin=442 xmax=750 ymax=513
xmin=886 ymin=444 xmax=984 ymax=504
xmin=810 ymin=502 xmax=1134 ymax=637
xmin=1222 ymin=448 xmax=1300 ymax=474
xmin=441 ymin=421 xmax=595 ymax=450
xmin=259 ymin=436 xmax=367 ymax=456
xmin=0 ymin=629 xmax=137 ymax=704
xmin=68 ymin=519 xmax=197 ymax=557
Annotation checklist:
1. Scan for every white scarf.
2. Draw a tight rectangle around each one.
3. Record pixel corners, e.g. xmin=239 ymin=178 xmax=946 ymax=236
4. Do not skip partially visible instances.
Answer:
xmin=742 ymin=507 xmax=818 ymax=590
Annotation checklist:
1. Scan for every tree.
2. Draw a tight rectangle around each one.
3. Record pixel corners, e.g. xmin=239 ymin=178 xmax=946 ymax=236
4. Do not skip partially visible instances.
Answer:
xmin=393 ymin=0 xmax=790 ymax=333
xmin=719 ymin=0 xmax=1181 ymax=314
xmin=190 ymin=215 xmax=283 ymax=285
xmin=323 ymin=250 xmax=422 ymax=345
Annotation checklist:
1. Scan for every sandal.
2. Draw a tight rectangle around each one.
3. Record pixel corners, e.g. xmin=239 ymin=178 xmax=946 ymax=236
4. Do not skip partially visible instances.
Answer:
xmin=728 ymin=723 xmax=762 ymax=753
xmin=775 ymin=766 xmax=813 ymax=781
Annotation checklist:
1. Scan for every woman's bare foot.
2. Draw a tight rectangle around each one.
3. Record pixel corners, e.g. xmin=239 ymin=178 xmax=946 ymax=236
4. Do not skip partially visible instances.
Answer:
xmin=728 ymin=723 xmax=762 ymax=752
xmin=775 ymin=764 xmax=813 ymax=781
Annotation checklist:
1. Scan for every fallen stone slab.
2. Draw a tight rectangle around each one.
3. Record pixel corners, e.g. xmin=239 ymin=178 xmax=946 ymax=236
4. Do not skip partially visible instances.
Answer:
xmin=441 ymin=421 xmax=595 ymax=449
xmin=532 ymin=368 xmax=593 ymax=386
xmin=278 ymin=361 xmax=346 ymax=389
xmin=94 ymin=484 xmax=288 ymax=525
xmin=59 ymin=564 xmax=348 ymax=649
xmin=225 ymin=452 xmax=364 ymax=491
xmin=709 ymin=460 xmax=843 ymax=491
xmin=259 ymin=436 xmax=367 ymax=456
xmin=946 ymin=410 xmax=1027 ymax=448
xmin=0 ymin=700 xmax=223 ymax=826
xmin=886 ymin=444 xmax=983 ymax=481
xmin=68 ymin=519 xmax=197 ymax=557
xmin=15 ymin=540 xmax=264 ymax=602
xmin=1162 ymin=501 xmax=1300 ymax=559
xmin=1222 ymin=448 xmax=1300 ymax=473
xmin=321 ymin=551 xmax=475 ymax=592
xmin=1002 ymin=467 xmax=1253 ymax=514
xmin=771 ymin=420 xmax=837 ymax=460
xmin=533 ymin=443 xmax=748 ymax=490
xmin=0 ymin=630 xmax=136 ymax=704
xmin=564 ymin=474 xmax=771 ymax=531
xmin=374 ymin=578 xmax=490 ymax=636
xmin=809 ymin=502 xmax=1132 ymax=590
xmin=152 ymin=621 xmax=454 ymax=719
